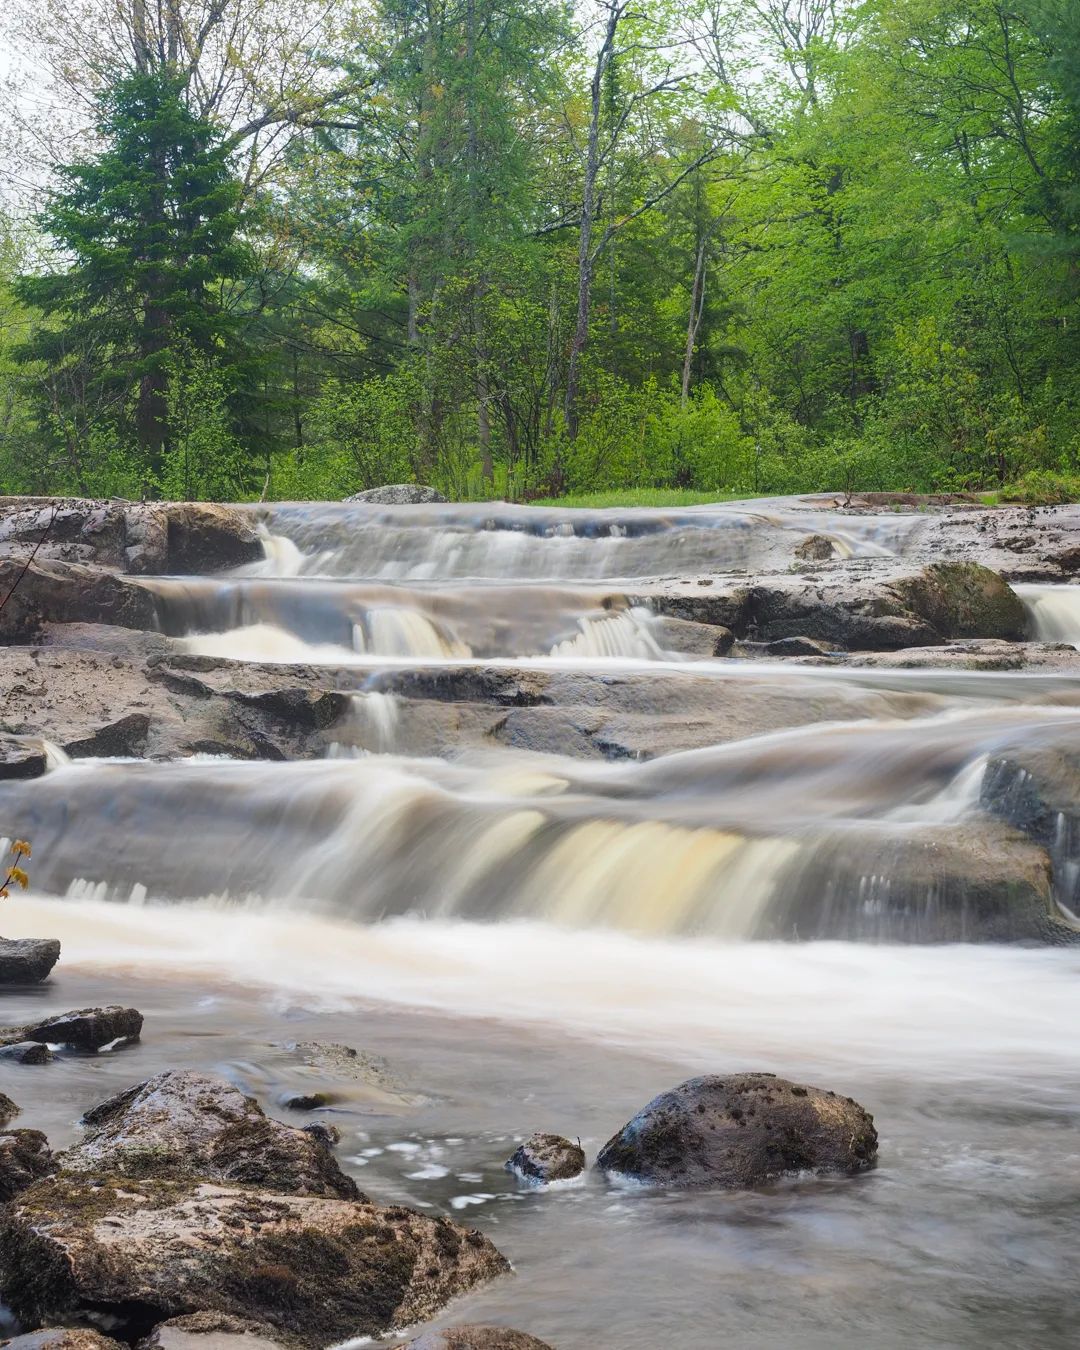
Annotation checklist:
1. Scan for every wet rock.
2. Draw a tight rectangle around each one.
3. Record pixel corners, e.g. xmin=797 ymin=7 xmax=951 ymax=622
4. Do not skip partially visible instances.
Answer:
xmin=2 ymin=1330 xmax=125 ymax=1350
xmin=62 ymin=713 xmax=151 ymax=759
xmin=0 ymin=736 xmax=46 ymax=780
xmin=0 ymin=1092 xmax=19 ymax=1126
xmin=21 ymin=1006 xmax=143 ymax=1052
xmin=280 ymin=1092 xmax=335 ymax=1112
xmin=0 ymin=1043 xmax=52 ymax=1065
xmin=505 ymin=1133 xmax=585 ymax=1184
xmin=596 ymin=1073 xmax=877 ymax=1189
xmin=759 ymin=636 xmax=837 ymax=657
xmin=891 ymin=562 xmax=1026 ymax=642
xmin=0 ymin=1177 xmax=509 ymax=1348
xmin=301 ymin=1124 xmax=341 ymax=1148
xmin=0 ymin=1130 xmax=55 ymax=1201
xmin=769 ymin=818 xmax=1079 ymax=943
xmin=161 ymin=504 xmax=262 ymax=574
xmin=345 ymin=485 xmax=447 ymax=505
xmin=0 ymin=560 xmax=157 ymax=642
xmin=981 ymin=746 xmax=1080 ymax=917
xmin=794 ymin=534 xmax=836 ymax=561
xmin=396 ymin=1329 xmax=554 ymax=1350
xmin=62 ymin=1071 xmax=360 ymax=1199
xmin=138 ymin=1312 xmax=285 ymax=1350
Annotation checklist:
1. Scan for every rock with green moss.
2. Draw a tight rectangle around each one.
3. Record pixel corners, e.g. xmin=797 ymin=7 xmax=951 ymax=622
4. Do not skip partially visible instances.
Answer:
xmin=60 ymin=1071 xmax=359 ymax=1199
xmin=596 ymin=1074 xmax=877 ymax=1189
xmin=890 ymin=562 xmax=1027 ymax=641
xmin=0 ymin=1177 xmax=509 ymax=1348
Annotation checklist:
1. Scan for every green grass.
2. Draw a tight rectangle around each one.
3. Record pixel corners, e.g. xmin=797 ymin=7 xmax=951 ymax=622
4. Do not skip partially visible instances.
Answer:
xmin=528 ymin=488 xmax=750 ymax=508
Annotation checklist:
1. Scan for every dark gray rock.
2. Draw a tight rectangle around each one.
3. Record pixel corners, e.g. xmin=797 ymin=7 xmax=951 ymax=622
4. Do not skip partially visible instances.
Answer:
xmin=0 ymin=1130 xmax=55 ymax=1201
xmin=22 ymin=1006 xmax=143 ymax=1052
xmin=0 ymin=1177 xmax=509 ymax=1348
xmin=62 ymin=1071 xmax=360 ymax=1199
xmin=596 ymin=1073 xmax=877 ymax=1189
xmin=0 ymin=1091 xmax=19 ymax=1126
xmin=0 ymin=1043 xmax=52 ymax=1065
xmin=344 ymin=485 xmax=447 ymax=505
xmin=505 ymin=1133 xmax=585 ymax=1184
xmin=160 ymin=504 xmax=262 ymax=574
xmin=396 ymin=1330 xmax=554 ymax=1350
xmin=0 ymin=939 xmax=60 ymax=986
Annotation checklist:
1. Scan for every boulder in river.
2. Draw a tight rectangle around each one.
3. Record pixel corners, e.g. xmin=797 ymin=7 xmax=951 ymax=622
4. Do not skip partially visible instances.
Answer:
xmin=596 ymin=1073 xmax=877 ymax=1189
xmin=0 ymin=1177 xmax=509 ymax=1347
xmin=0 ymin=1091 xmax=19 ymax=1126
xmin=0 ymin=1129 xmax=55 ymax=1201
xmin=0 ymin=1043 xmax=52 ymax=1065
xmin=396 ymin=1329 xmax=555 ymax=1350
xmin=344 ymin=485 xmax=447 ymax=505
xmin=62 ymin=1071 xmax=360 ymax=1199
xmin=505 ymin=1133 xmax=585 ymax=1184
xmin=0 ymin=939 xmax=60 ymax=986
xmin=11 ymin=1006 xmax=143 ymax=1052
xmin=160 ymin=504 xmax=262 ymax=575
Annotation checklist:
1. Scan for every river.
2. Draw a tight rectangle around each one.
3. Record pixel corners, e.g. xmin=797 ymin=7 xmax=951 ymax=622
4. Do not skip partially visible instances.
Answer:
xmin=2 ymin=496 xmax=1080 ymax=1348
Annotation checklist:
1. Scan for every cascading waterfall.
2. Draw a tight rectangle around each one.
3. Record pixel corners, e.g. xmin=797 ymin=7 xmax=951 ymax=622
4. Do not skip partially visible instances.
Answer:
xmin=1015 ymin=582 xmax=1080 ymax=647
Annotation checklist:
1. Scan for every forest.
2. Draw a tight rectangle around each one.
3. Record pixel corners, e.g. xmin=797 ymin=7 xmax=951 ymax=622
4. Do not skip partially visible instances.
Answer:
xmin=0 ymin=0 xmax=1078 ymax=504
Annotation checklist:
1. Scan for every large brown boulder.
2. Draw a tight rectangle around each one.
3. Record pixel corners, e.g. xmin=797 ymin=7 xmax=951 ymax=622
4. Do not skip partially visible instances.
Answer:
xmin=596 ymin=1074 xmax=877 ymax=1189
xmin=160 ymin=504 xmax=262 ymax=574
xmin=891 ymin=562 xmax=1027 ymax=641
xmin=61 ymin=1071 xmax=359 ymax=1199
xmin=0 ymin=1178 xmax=509 ymax=1348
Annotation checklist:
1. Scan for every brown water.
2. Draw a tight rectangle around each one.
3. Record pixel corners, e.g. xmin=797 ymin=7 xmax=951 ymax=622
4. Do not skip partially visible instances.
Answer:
xmin=3 ymin=499 xmax=1080 ymax=1348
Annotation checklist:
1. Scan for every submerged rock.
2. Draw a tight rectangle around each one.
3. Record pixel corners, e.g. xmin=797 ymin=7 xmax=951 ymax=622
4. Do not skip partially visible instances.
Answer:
xmin=0 ymin=1177 xmax=509 ymax=1347
xmin=505 ymin=1133 xmax=585 ymax=1184
xmin=345 ymin=485 xmax=447 ymax=505
xmin=62 ymin=1071 xmax=360 ymax=1199
xmin=596 ymin=1074 xmax=877 ymax=1189
xmin=11 ymin=1006 xmax=143 ymax=1052
xmin=138 ymin=1312 xmax=286 ymax=1350
xmin=0 ymin=1130 xmax=55 ymax=1201
xmin=1 ymin=1330 xmax=124 ymax=1350
xmin=0 ymin=1043 xmax=52 ymax=1065
xmin=0 ymin=939 xmax=60 ymax=986
xmin=397 ymin=1329 xmax=554 ymax=1350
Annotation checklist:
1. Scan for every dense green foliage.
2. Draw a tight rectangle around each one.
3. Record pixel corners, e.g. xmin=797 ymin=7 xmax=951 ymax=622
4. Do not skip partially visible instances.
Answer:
xmin=1 ymin=0 xmax=1079 ymax=502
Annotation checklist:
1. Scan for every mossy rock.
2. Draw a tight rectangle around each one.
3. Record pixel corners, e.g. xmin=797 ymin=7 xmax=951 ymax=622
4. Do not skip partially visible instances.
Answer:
xmin=892 ymin=562 xmax=1026 ymax=641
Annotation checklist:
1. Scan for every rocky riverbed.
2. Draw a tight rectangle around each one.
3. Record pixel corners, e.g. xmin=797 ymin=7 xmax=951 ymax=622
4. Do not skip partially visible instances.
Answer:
xmin=2 ymin=492 xmax=1080 ymax=1347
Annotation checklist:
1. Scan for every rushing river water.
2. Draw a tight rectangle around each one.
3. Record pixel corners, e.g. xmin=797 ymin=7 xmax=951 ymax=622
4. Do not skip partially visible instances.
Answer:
xmin=4 ymin=498 xmax=1080 ymax=1348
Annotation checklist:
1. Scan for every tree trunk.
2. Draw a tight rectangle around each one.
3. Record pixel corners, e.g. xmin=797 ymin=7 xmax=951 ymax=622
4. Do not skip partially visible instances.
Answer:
xmin=564 ymin=2 xmax=619 ymax=442
xmin=681 ymin=238 xmax=708 ymax=407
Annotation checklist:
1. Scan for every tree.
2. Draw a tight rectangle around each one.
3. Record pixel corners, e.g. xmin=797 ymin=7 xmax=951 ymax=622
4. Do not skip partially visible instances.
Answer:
xmin=17 ymin=68 xmax=255 ymax=486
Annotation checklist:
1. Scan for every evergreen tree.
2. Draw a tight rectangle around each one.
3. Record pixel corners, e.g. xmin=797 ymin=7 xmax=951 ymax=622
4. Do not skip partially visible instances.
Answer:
xmin=17 ymin=68 xmax=255 ymax=490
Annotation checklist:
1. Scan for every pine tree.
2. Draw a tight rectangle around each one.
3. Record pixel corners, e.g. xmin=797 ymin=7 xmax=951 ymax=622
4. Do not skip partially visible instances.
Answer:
xmin=17 ymin=68 xmax=255 ymax=488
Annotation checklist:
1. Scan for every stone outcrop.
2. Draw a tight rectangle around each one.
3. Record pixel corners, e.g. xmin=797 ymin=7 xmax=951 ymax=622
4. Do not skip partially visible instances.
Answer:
xmin=0 ymin=1092 xmax=19 ymax=1126
xmin=62 ymin=1071 xmax=359 ymax=1199
xmin=505 ymin=1133 xmax=585 ymax=1184
xmin=0 ymin=1044 xmax=52 ymax=1066
xmin=596 ymin=1074 xmax=877 ymax=1189
xmin=0 ymin=940 xmax=60 ymax=985
xmin=0 ymin=1178 xmax=509 ymax=1348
